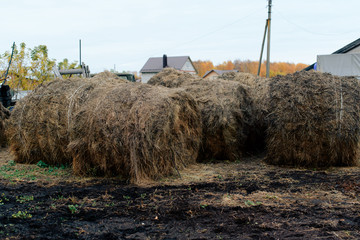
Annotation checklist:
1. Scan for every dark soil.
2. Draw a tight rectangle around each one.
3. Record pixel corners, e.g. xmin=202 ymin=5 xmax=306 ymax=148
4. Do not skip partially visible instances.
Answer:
xmin=0 ymin=154 xmax=359 ymax=239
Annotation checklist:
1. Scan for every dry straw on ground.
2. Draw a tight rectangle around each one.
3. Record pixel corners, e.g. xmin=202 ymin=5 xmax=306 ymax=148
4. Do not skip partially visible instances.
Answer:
xmin=148 ymin=68 xmax=253 ymax=161
xmin=68 ymin=83 xmax=202 ymax=183
xmin=266 ymin=71 xmax=360 ymax=167
xmin=0 ymin=104 xmax=10 ymax=147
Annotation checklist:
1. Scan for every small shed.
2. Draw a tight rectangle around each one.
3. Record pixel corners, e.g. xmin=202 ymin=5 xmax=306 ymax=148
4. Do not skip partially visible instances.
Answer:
xmin=317 ymin=53 xmax=360 ymax=78
xmin=140 ymin=55 xmax=197 ymax=83
xmin=304 ymin=38 xmax=360 ymax=71
xmin=203 ymin=70 xmax=239 ymax=80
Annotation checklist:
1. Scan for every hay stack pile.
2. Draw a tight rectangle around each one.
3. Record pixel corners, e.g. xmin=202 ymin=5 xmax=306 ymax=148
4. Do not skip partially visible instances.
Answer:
xmin=217 ymin=72 xmax=270 ymax=152
xmin=218 ymin=71 xmax=258 ymax=87
xmin=68 ymin=83 xmax=201 ymax=182
xmin=6 ymin=72 xmax=201 ymax=183
xmin=148 ymin=68 xmax=253 ymax=161
xmin=91 ymin=70 xmax=129 ymax=83
xmin=0 ymin=104 xmax=10 ymax=147
xmin=266 ymin=71 xmax=360 ymax=167
xmin=5 ymin=78 xmax=109 ymax=165
xmin=147 ymin=67 xmax=200 ymax=87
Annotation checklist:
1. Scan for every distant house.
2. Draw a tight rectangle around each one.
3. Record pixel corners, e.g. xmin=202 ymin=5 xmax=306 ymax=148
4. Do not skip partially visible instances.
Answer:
xmin=203 ymin=69 xmax=239 ymax=80
xmin=304 ymin=38 xmax=360 ymax=71
xmin=140 ymin=55 xmax=197 ymax=83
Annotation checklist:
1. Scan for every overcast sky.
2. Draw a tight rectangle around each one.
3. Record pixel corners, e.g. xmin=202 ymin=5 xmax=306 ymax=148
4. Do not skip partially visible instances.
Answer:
xmin=2 ymin=0 xmax=360 ymax=73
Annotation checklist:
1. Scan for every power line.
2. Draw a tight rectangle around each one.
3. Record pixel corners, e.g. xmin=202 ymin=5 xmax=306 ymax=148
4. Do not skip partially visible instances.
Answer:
xmin=142 ymin=6 xmax=266 ymax=61
xmin=274 ymin=9 xmax=358 ymax=36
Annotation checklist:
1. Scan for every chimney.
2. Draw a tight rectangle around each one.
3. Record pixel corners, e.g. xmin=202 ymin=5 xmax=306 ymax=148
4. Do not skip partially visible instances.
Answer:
xmin=163 ymin=54 xmax=168 ymax=68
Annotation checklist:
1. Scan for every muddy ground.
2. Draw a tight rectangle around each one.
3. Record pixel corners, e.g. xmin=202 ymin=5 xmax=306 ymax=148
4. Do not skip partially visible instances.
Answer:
xmin=0 ymin=149 xmax=359 ymax=240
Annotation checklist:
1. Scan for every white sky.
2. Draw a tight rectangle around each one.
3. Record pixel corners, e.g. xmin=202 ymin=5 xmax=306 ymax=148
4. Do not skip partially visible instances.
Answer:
xmin=2 ymin=0 xmax=360 ymax=73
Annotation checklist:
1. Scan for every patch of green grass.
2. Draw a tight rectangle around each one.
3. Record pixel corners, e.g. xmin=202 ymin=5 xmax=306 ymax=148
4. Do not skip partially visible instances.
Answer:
xmin=105 ymin=202 xmax=115 ymax=207
xmin=68 ymin=204 xmax=79 ymax=214
xmin=36 ymin=161 xmax=48 ymax=168
xmin=200 ymin=204 xmax=208 ymax=209
xmin=11 ymin=211 xmax=32 ymax=219
xmin=0 ymin=193 xmax=9 ymax=205
xmin=7 ymin=160 xmax=16 ymax=167
xmin=16 ymin=195 xmax=34 ymax=203
xmin=0 ymin=159 xmax=72 ymax=182
xmin=244 ymin=200 xmax=262 ymax=207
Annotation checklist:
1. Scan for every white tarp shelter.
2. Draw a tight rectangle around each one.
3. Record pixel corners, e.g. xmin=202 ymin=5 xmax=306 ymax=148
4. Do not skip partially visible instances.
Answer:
xmin=317 ymin=53 xmax=360 ymax=78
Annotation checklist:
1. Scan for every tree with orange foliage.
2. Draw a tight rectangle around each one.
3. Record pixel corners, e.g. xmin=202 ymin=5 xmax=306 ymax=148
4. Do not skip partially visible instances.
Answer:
xmin=193 ymin=60 xmax=214 ymax=77
xmin=193 ymin=59 xmax=309 ymax=78
xmin=216 ymin=60 xmax=235 ymax=70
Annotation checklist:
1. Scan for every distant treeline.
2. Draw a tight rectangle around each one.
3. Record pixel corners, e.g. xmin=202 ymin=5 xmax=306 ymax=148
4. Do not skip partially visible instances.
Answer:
xmin=193 ymin=60 xmax=309 ymax=78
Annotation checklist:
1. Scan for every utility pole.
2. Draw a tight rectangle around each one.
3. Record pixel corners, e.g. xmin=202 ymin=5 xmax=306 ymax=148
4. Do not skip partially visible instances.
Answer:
xmin=257 ymin=21 xmax=268 ymax=76
xmin=79 ymin=39 xmax=82 ymax=68
xmin=257 ymin=0 xmax=272 ymax=78
xmin=266 ymin=0 xmax=272 ymax=78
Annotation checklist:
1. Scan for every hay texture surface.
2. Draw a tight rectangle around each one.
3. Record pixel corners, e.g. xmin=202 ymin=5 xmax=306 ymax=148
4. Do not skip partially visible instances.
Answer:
xmin=91 ymin=70 xmax=129 ymax=83
xmin=68 ymin=83 xmax=201 ymax=183
xmin=147 ymin=67 xmax=200 ymax=88
xmin=6 ymin=75 xmax=117 ymax=165
xmin=0 ymin=104 xmax=10 ymax=147
xmin=218 ymin=72 xmax=258 ymax=87
xmin=148 ymin=68 xmax=253 ymax=161
xmin=217 ymin=72 xmax=270 ymax=152
xmin=266 ymin=71 xmax=360 ymax=167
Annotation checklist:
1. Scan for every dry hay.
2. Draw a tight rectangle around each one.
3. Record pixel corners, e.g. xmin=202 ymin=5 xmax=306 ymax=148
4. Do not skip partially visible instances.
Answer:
xmin=182 ymin=80 xmax=253 ymax=161
xmin=5 ymin=77 xmax=116 ymax=165
xmin=147 ymin=67 xmax=200 ymax=88
xmin=216 ymin=72 xmax=270 ymax=152
xmin=91 ymin=70 xmax=129 ymax=83
xmin=266 ymin=71 xmax=360 ymax=167
xmin=148 ymin=68 xmax=253 ymax=161
xmin=0 ymin=104 xmax=10 ymax=147
xmin=217 ymin=71 xmax=258 ymax=87
xmin=245 ymin=77 xmax=271 ymax=153
xmin=68 ymin=83 xmax=202 ymax=183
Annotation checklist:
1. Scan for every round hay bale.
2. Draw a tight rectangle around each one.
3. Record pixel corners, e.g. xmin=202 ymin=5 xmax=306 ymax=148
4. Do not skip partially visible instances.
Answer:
xmin=68 ymin=83 xmax=202 ymax=183
xmin=5 ymin=77 xmax=115 ymax=165
xmin=266 ymin=71 xmax=360 ymax=167
xmin=147 ymin=67 xmax=200 ymax=87
xmin=182 ymin=80 xmax=253 ymax=161
xmin=148 ymin=69 xmax=254 ymax=161
xmin=92 ymin=70 xmax=129 ymax=83
xmin=217 ymin=71 xmax=258 ymax=87
xmin=217 ymin=72 xmax=270 ymax=152
xmin=0 ymin=104 xmax=10 ymax=147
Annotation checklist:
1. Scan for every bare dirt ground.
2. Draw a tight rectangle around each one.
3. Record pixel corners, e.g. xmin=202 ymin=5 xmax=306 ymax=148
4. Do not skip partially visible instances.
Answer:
xmin=0 ymin=148 xmax=359 ymax=239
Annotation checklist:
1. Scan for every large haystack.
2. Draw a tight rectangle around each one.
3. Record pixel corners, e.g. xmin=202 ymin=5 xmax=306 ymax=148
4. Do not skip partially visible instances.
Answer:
xmin=217 ymin=71 xmax=258 ymax=87
xmin=183 ymin=80 xmax=253 ymax=161
xmin=217 ymin=72 xmax=270 ymax=152
xmin=5 ymin=76 xmax=118 ymax=165
xmin=266 ymin=71 xmax=360 ymax=167
xmin=68 ymin=83 xmax=202 ymax=183
xmin=91 ymin=70 xmax=129 ymax=83
xmin=0 ymin=104 xmax=10 ymax=147
xmin=147 ymin=67 xmax=200 ymax=87
xmin=148 ymin=68 xmax=253 ymax=161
